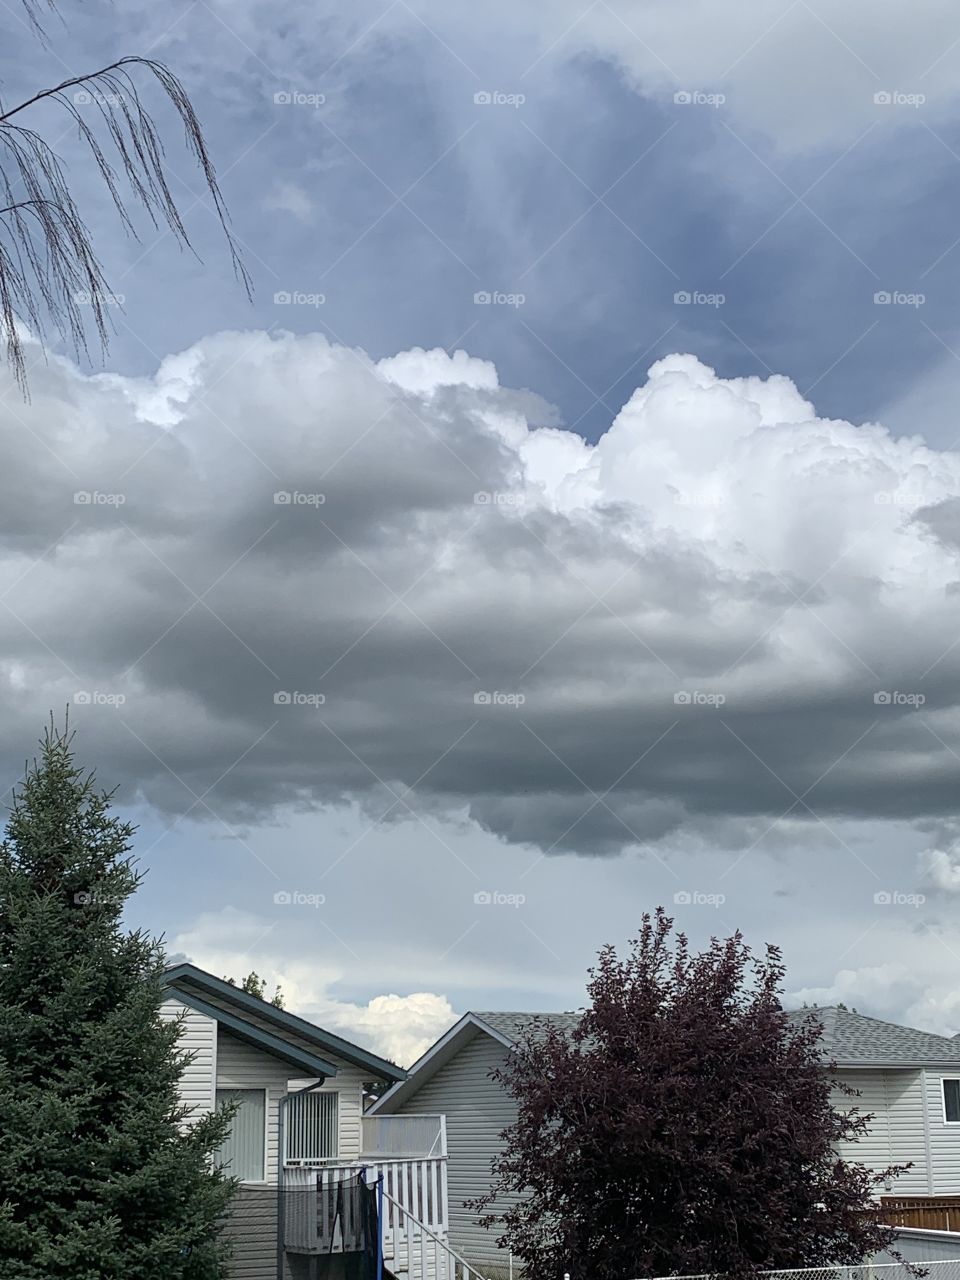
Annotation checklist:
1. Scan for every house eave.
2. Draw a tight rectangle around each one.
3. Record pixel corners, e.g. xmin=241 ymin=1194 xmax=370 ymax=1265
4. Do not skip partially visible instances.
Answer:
xmin=165 ymin=984 xmax=340 ymax=1079
xmin=163 ymin=963 xmax=405 ymax=1083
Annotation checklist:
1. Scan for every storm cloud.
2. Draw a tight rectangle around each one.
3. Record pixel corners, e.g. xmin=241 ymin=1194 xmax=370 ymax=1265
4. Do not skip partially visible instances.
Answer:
xmin=0 ymin=333 xmax=957 ymax=858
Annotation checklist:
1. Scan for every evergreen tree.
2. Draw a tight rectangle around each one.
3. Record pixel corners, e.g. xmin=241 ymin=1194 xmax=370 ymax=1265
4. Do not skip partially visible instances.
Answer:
xmin=0 ymin=721 xmax=237 ymax=1279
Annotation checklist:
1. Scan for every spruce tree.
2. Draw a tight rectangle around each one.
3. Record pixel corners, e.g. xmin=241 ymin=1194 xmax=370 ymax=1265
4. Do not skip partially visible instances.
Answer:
xmin=0 ymin=721 xmax=237 ymax=1279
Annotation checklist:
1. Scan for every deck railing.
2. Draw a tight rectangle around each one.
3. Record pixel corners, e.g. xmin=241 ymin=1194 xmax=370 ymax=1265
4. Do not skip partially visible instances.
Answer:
xmin=282 ymin=1155 xmax=448 ymax=1254
xmin=362 ymin=1113 xmax=446 ymax=1158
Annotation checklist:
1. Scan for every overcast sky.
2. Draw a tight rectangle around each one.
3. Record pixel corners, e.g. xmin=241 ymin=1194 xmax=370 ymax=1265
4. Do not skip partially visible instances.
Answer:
xmin=5 ymin=0 xmax=960 ymax=1065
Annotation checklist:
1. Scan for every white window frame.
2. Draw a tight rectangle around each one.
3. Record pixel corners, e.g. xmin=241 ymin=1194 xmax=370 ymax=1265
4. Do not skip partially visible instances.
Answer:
xmin=215 ymin=1086 xmax=269 ymax=1183
xmin=284 ymin=1088 xmax=340 ymax=1163
xmin=941 ymin=1076 xmax=960 ymax=1124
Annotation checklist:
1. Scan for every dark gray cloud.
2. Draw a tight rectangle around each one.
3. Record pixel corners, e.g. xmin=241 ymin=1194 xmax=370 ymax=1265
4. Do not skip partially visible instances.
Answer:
xmin=1 ymin=335 xmax=958 ymax=859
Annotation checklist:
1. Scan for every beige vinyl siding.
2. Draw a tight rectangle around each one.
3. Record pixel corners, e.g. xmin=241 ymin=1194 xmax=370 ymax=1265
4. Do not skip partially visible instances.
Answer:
xmin=833 ymin=1068 xmax=931 ymax=1195
xmin=161 ymin=997 xmax=217 ymax=1125
xmin=288 ymin=1062 xmax=366 ymax=1161
xmin=885 ymin=1069 xmax=929 ymax=1193
xmin=216 ymin=1030 xmax=297 ymax=1185
xmin=390 ymin=1029 xmax=518 ymax=1277
xmin=925 ymin=1071 xmax=960 ymax=1192
xmin=221 ymin=1186 xmax=279 ymax=1280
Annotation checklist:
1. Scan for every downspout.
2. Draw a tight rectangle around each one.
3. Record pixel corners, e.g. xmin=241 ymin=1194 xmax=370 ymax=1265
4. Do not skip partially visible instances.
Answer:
xmin=276 ymin=1081 xmax=326 ymax=1280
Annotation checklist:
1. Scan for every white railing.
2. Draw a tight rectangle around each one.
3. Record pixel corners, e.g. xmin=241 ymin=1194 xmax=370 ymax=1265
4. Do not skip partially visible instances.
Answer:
xmin=362 ymin=1113 xmax=446 ymax=1158
xmin=379 ymin=1182 xmax=489 ymax=1280
xmin=282 ymin=1155 xmax=449 ymax=1257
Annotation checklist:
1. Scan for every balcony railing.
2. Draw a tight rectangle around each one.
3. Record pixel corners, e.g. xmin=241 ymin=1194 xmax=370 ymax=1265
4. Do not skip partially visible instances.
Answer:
xmin=361 ymin=1113 xmax=446 ymax=1158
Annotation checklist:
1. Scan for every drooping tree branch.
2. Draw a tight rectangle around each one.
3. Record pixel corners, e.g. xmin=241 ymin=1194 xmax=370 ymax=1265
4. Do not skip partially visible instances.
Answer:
xmin=0 ymin=53 xmax=251 ymax=394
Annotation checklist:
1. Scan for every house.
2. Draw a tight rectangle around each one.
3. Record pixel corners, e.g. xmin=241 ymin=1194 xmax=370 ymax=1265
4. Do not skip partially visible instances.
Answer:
xmin=162 ymin=964 xmax=472 ymax=1280
xmin=785 ymin=1006 xmax=960 ymax=1204
xmin=369 ymin=1011 xmax=576 ymax=1277
xmin=371 ymin=1006 xmax=960 ymax=1276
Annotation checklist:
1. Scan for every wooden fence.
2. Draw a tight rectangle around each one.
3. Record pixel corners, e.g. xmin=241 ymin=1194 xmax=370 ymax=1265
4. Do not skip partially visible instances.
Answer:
xmin=880 ymin=1196 xmax=960 ymax=1231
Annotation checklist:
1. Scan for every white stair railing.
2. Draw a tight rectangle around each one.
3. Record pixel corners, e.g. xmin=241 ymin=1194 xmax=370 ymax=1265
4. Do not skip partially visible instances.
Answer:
xmin=378 ymin=1183 xmax=491 ymax=1280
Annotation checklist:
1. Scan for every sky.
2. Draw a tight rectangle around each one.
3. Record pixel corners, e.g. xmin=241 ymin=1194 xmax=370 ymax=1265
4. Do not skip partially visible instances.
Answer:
xmin=5 ymin=0 xmax=960 ymax=1065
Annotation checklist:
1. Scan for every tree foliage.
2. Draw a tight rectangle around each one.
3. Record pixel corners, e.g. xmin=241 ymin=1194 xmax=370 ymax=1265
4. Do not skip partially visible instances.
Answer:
xmin=1 ymin=2 xmax=248 ymax=393
xmin=224 ymin=970 xmax=285 ymax=1009
xmin=0 ymin=720 xmax=237 ymax=1278
xmin=474 ymin=909 xmax=907 ymax=1280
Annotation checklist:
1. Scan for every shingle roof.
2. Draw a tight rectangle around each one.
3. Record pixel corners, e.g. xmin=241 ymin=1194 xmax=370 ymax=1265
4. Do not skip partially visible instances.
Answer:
xmin=473 ymin=1011 xmax=582 ymax=1044
xmin=786 ymin=1006 xmax=960 ymax=1067
xmin=476 ymin=1007 xmax=960 ymax=1068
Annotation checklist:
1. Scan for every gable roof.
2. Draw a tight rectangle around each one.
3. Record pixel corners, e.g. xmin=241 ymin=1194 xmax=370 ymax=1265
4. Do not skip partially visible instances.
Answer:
xmin=473 ymin=1011 xmax=582 ymax=1044
xmin=786 ymin=1006 xmax=960 ymax=1068
xmin=163 ymin=964 xmax=405 ymax=1083
xmin=370 ymin=1009 xmax=577 ymax=1114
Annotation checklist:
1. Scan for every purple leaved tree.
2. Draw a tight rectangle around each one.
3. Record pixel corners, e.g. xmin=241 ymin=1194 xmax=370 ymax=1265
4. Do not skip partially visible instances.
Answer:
xmin=472 ymin=909 xmax=908 ymax=1280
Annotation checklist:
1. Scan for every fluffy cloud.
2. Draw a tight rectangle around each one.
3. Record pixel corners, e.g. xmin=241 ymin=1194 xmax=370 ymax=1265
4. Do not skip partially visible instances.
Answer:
xmin=1 ymin=331 xmax=959 ymax=859
xmin=169 ymin=909 xmax=457 ymax=1065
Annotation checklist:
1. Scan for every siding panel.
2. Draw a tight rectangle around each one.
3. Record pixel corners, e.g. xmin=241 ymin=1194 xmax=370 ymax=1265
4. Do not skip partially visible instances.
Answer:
xmin=924 ymin=1071 xmax=960 ymax=1193
xmin=390 ymin=1030 xmax=517 ymax=1278
xmin=161 ymin=997 xmax=217 ymax=1125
